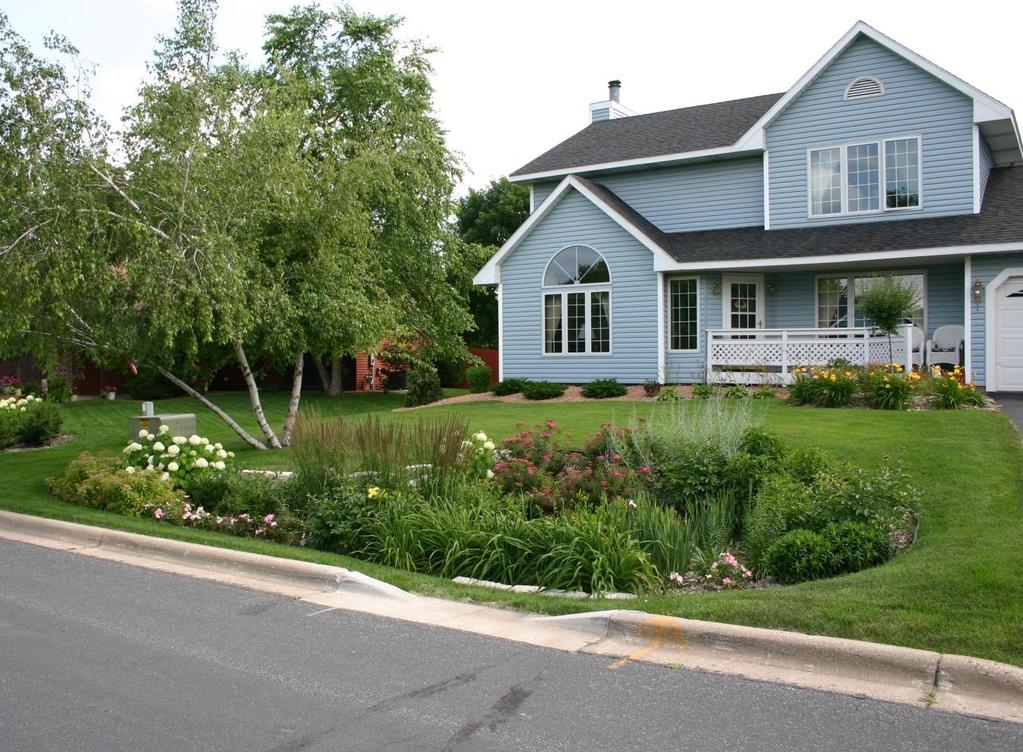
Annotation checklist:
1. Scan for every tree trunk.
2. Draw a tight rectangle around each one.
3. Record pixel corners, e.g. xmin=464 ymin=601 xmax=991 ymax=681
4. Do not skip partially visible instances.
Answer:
xmin=156 ymin=367 xmax=268 ymax=450
xmin=328 ymin=354 xmax=344 ymax=396
xmin=281 ymin=353 xmax=305 ymax=447
xmin=233 ymin=342 xmax=282 ymax=449
xmin=314 ymin=358 xmax=331 ymax=393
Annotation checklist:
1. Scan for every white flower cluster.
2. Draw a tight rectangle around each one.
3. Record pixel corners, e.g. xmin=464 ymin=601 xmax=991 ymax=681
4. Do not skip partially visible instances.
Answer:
xmin=122 ymin=424 xmax=235 ymax=481
xmin=0 ymin=394 xmax=42 ymax=412
xmin=461 ymin=430 xmax=497 ymax=479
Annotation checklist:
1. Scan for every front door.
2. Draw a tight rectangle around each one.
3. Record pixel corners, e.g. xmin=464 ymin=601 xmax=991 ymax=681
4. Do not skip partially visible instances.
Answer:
xmin=723 ymin=274 xmax=765 ymax=330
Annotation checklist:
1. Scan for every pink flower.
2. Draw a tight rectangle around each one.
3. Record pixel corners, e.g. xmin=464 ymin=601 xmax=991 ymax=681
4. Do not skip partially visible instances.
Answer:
xmin=722 ymin=577 xmax=733 ymax=586
xmin=264 ymin=513 xmax=277 ymax=527
xmin=153 ymin=508 xmax=164 ymax=520
xmin=545 ymin=419 xmax=556 ymax=429
xmin=637 ymin=465 xmax=652 ymax=475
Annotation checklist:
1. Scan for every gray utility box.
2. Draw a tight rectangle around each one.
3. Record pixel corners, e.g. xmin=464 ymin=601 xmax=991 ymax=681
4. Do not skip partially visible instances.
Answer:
xmin=129 ymin=413 xmax=197 ymax=441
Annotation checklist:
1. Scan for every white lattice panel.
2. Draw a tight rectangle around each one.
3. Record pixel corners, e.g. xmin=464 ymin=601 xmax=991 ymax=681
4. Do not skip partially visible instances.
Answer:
xmin=867 ymin=339 xmax=907 ymax=365
xmin=786 ymin=342 xmax=867 ymax=367
xmin=709 ymin=342 xmax=783 ymax=366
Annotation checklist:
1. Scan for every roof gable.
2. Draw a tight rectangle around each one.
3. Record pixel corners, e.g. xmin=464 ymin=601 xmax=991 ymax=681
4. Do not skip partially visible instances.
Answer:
xmin=473 ymin=176 xmax=675 ymax=285
xmin=734 ymin=21 xmax=1018 ymax=152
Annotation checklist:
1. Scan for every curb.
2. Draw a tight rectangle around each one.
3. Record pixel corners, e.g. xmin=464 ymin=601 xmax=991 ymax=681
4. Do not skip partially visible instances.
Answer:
xmin=2 ymin=510 xmax=1020 ymax=723
xmin=0 ymin=510 xmax=413 ymax=602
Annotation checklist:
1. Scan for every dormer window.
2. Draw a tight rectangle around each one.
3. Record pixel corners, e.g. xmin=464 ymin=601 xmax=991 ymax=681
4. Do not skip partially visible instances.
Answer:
xmin=844 ymin=76 xmax=884 ymax=100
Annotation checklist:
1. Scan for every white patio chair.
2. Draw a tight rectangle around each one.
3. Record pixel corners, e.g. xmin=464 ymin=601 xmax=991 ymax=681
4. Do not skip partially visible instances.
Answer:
xmin=911 ymin=326 xmax=925 ymax=369
xmin=925 ymin=324 xmax=965 ymax=369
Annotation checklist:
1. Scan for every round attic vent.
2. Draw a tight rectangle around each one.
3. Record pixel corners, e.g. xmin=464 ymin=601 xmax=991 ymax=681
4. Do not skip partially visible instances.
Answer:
xmin=844 ymin=76 xmax=884 ymax=100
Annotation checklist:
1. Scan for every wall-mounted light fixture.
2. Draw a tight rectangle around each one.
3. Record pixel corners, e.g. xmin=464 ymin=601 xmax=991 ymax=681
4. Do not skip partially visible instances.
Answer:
xmin=712 ymin=283 xmax=721 ymax=295
xmin=972 ymin=279 xmax=984 ymax=305
xmin=766 ymin=284 xmax=777 ymax=294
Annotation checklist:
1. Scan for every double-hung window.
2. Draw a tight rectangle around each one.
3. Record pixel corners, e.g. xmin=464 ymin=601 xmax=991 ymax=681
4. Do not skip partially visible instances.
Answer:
xmin=667 ymin=277 xmax=699 ymax=351
xmin=542 ymin=245 xmax=611 ymax=354
xmin=809 ymin=137 xmax=920 ymax=217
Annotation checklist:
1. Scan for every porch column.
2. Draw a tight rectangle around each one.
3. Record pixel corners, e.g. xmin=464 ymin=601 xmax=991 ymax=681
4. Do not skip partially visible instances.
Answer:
xmin=964 ymin=256 xmax=972 ymax=381
xmin=900 ymin=323 xmax=913 ymax=373
xmin=496 ymin=283 xmax=504 ymax=382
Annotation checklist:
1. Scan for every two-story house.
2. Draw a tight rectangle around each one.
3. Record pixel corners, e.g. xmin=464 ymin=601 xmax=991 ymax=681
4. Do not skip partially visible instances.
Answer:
xmin=474 ymin=22 xmax=1023 ymax=391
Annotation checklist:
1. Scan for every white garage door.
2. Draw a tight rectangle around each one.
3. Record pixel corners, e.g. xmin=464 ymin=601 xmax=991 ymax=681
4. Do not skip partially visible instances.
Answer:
xmin=996 ymin=277 xmax=1023 ymax=391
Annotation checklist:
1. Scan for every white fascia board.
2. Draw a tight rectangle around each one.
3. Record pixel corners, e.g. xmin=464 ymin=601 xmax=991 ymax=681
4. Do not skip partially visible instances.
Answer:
xmin=508 ymin=144 xmax=762 ymax=183
xmin=472 ymin=175 xmax=574 ymax=285
xmin=472 ymin=175 xmax=675 ymax=285
xmin=653 ymin=242 xmax=1023 ymax=273
xmin=734 ymin=20 xmax=1016 ymax=152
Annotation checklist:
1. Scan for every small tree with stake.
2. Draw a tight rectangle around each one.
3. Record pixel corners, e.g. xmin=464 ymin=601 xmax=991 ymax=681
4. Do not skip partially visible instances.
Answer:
xmin=857 ymin=276 xmax=920 ymax=369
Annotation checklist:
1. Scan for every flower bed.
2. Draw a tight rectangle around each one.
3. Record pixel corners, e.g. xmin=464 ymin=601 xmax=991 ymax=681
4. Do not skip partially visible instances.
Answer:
xmin=0 ymin=394 xmax=63 ymax=450
xmin=50 ymin=402 xmax=919 ymax=596
xmin=788 ymin=363 xmax=985 ymax=410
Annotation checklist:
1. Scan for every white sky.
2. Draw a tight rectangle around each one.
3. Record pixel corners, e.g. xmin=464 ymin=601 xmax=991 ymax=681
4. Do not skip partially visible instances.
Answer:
xmin=7 ymin=0 xmax=1023 ymax=194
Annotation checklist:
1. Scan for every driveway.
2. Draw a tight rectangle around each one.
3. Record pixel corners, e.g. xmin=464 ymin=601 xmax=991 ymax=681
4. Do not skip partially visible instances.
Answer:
xmin=996 ymin=394 xmax=1023 ymax=431
xmin=1 ymin=538 xmax=1020 ymax=752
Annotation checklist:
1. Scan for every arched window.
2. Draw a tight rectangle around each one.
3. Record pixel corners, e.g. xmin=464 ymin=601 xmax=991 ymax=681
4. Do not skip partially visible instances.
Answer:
xmin=542 ymin=246 xmax=611 ymax=354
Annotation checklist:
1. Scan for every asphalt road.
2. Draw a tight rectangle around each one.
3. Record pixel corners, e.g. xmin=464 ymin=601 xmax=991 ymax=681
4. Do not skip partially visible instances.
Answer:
xmin=1 ymin=539 xmax=1020 ymax=752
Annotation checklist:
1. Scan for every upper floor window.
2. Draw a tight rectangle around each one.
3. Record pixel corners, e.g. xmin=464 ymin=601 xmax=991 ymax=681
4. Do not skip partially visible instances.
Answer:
xmin=542 ymin=245 xmax=611 ymax=355
xmin=808 ymin=137 xmax=921 ymax=217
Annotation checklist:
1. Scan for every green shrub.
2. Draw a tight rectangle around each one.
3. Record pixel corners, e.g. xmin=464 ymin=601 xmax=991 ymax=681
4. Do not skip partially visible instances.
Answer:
xmin=189 ymin=470 xmax=292 ymax=518
xmin=49 ymin=452 xmax=182 ymax=515
xmin=723 ymin=384 xmax=751 ymax=400
xmin=581 ymin=378 xmax=627 ymax=399
xmin=305 ymin=478 xmax=384 ymax=554
xmin=48 ymin=452 xmax=123 ymax=504
xmin=627 ymin=496 xmax=696 ymax=576
xmin=643 ymin=379 xmax=661 ymax=397
xmin=17 ymin=400 xmax=62 ymax=446
xmin=823 ymin=520 xmax=892 ymax=574
xmin=433 ymin=357 xmax=466 ymax=388
xmin=522 ymin=380 xmax=566 ymax=400
xmin=122 ymin=369 xmax=183 ymax=400
xmin=762 ymin=528 xmax=833 ymax=583
xmin=752 ymin=385 xmax=777 ymax=399
xmin=493 ymin=377 xmax=530 ymax=396
xmin=44 ymin=377 xmax=74 ymax=403
xmin=466 ymin=366 xmax=492 ymax=393
xmin=783 ymin=447 xmax=829 ymax=485
xmin=691 ymin=383 xmax=716 ymax=399
xmin=655 ymin=387 xmax=682 ymax=402
xmin=739 ymin=427 xmax=784 ymax=462
xmin=0 ymin=410 xmax=18 ymax=449
xmin=744 ymin=474 xmax=816 ymax=566
xmin=404 ymin=364 xmax=444 ymax=407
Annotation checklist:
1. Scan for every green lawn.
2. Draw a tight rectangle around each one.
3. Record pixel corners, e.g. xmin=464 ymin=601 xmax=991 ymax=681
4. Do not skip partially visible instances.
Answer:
xmin=2 ymin=391 xmax=1022 ymax=665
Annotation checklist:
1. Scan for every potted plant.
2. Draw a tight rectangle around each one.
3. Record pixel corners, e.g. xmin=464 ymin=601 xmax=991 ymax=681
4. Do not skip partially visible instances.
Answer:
xmin=103 ymin=383 xmax=117 ymax=400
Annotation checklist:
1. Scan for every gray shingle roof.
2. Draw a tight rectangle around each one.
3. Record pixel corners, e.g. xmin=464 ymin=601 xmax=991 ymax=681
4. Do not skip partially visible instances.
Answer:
xmin=511 ymin=93 xmax=783 ymax=177
xmin=584 ymin=167 xmax=1023 ymax=264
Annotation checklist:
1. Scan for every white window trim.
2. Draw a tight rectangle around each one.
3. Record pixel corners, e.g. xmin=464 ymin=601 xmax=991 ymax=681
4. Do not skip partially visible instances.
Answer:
xmin=540 ymin=243 xmax=613 ymax=357
xmin=813 ymin=270 xmax=928 ymax=333
xmin=806 ymin=135 xmax=924 ymax=219
xmin=540 ymin=287 xmax=613 ymax=357
xmin=665 ymin=275 xmax=701 ymax=353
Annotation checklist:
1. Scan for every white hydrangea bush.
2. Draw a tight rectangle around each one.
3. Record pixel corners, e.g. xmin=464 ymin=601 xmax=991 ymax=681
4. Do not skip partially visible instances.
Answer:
xmin=122 ymin=424 xmax=235 ymax=484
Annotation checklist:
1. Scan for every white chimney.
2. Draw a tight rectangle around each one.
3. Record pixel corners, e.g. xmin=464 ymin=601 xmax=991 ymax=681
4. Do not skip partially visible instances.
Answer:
xmin=589 ymin=79 xmax=635 ymax=123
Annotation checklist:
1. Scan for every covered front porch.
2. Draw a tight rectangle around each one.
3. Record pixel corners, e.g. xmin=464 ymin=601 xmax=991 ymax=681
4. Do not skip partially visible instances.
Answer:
xmin=661 ymin=259 xmax=971 ymax=385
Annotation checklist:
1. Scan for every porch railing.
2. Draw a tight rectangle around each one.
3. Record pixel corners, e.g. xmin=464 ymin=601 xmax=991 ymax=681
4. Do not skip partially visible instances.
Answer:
xmin=706 ymin=324 xmax=913 ymax=384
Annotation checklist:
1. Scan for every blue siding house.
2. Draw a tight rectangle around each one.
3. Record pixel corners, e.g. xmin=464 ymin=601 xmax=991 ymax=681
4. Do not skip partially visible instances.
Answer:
xmin=475 ymin=22 xmax=1023 ymax=391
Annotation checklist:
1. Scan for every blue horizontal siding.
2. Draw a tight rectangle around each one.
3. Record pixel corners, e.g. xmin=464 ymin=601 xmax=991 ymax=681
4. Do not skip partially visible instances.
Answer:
xmin=532 ymin=181 xmax=559 ymax=209
xmin=500 ymin=189 xmax=658 ymax=383
xmin=979 ymin=137 xmax=993 ymax=206
xmin=597 ymin=157 xmax=764 ymax=232
xmin=664 ymin=274 xmax=722 ymax=383
xmin=767 ymin=35 xmax=975 ymax=229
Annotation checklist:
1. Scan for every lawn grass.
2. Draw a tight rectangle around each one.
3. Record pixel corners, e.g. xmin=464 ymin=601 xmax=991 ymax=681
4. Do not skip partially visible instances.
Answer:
xmin=2 ymin=391 xmax=1022 ymax=665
